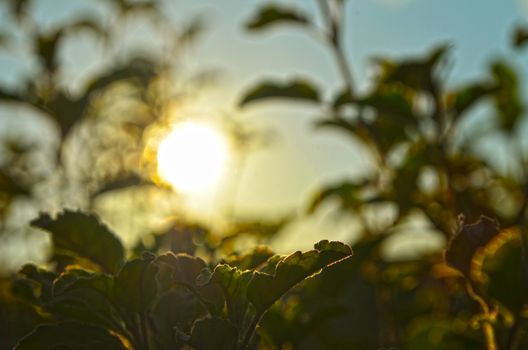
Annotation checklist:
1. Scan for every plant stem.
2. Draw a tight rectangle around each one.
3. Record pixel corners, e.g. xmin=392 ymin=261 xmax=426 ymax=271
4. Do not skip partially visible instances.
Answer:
xmin=317 ymin=0 xmax=354 ymax=95
xmin=483 ymin=322 xmax=498 ymax=350
xmin=239 ymin=312 xmax=263 ymax=350
xmin=506 ymin=315 xmax=523 ymax=350
xmin=466 ymin=282 xmax=498 ymax=350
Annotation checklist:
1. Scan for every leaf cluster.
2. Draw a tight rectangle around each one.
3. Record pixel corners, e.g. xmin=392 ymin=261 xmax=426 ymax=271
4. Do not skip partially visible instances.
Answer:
xmin=9 ymin=210 xmax=352 ymax=350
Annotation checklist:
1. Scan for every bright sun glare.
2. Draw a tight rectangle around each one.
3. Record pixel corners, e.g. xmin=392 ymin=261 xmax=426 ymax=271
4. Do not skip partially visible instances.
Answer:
xmin=157 ymin=121 xmax=230 ymax=195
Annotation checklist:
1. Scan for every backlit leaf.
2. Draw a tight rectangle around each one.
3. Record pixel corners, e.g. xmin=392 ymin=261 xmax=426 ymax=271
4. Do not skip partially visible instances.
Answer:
xmin=31 ymin=210 xmax=125 ymax=274
xmin=205 ymin=264 xmax=255 ymax=332
xmin=247 ymin=240 xmax=352 ymax=313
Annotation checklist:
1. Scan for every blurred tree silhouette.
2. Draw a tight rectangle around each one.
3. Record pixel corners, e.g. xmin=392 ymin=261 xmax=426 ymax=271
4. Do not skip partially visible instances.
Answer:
xmin=237 ymin=1 xmax=528 ymax=349
xmin=0 ymin=0 xmax=217 ymax=267
xmin=1 ymin=0 xmax=528 ymax=349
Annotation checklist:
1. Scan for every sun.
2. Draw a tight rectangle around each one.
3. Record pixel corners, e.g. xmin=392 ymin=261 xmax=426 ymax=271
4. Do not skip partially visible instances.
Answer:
xmin=157 ymin=121 xmax=230 ymax=195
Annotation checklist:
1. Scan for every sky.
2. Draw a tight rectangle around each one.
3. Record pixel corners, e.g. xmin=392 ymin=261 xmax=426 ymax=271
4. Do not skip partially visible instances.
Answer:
xmin=0 ymin=0 xmax=527 ymax=258
xmin=166 ymin=0 xmax=528 ymax=252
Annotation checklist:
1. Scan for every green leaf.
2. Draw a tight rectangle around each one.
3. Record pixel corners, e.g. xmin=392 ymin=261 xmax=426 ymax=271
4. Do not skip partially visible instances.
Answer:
xmin=110 ymin=256 xmax=160 ymax=346
xmin=482 ymin=235 xmax=528 ymax=314
xmin=247 ymin=240 xmax=353 ymax=313
xmin=246 ymin=5 xmax=309 ymax=32
xmin=49 ymin=271 xmax=117 ymax=330
xmin=0 ymin=170 xmax=31 ymax=196
xmin=374 ymin=44 xmax=449 ymax=92
xmin=0 ymin=32 xmax=9 ymax=49
xmin=12 ymin=264 xmax=56 ymax=304
xmin=8 ymin=0 xmax=31 ymax=21
xmin=52 ymin=267 xmax=95 ymax=295
xmin=187 ymin=317 xmax=238 ymax=350
xmin=446 ymin=82 xmax=496 ymax=120
xmin=14 ymin=321 xmax=126 ymax=350
xmin=239 ymin=79 xmax=320 ymax=107
xmin=360 ymin=88 xmax=418 ymax=126
xmin=152 ymin=288 xmax=207 ymax=349
xmin=17 ymin=264 xmax=56 ymax=303
xmin=308 ymin=181 xmax=365 ymax=213
xmin=444 ymin=215 xmax=500 ymax=279
xmin=512 ymin=25 xmax=528 ymax=49
xmin=491 ymin=60 xmax=524 ymax=132
xmin=313 ymin=117 xmax=368 ymax=145
xmin=222 ymin=217 xmax=290 ymax=243
xmin=332 ymin=89 xmax=354 ymax=109
xmin=154 ymin=253 xmax=224 ymax=316
xmin=177 ymin=16 xmax=206 ymax=47
xmin=206 ymin=264 xmax=255 ymax=332
xmin=83 ymin=56 xmax=157 ymax=95
xmin=31 ymin=210 xmax=125 ymax=273
xmin=92 ymin=173 xmax=147 ymax=198
xmin=113 ymin=256 xmax=158 ymax=315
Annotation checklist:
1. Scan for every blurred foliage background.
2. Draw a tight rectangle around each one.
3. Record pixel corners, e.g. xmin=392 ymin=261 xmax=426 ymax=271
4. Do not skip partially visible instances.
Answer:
xmin=1 ymin=0 xmax=528 ymax=349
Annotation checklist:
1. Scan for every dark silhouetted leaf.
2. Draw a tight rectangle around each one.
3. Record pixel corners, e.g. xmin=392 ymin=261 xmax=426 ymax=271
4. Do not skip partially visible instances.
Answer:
xmin=482 ymin=233 xmax=528 ymax=315
xmin=239 ymin=79 xmax=320 ymax=107
xmin=332 ymin=89 xmax=354 ymax=109
xmin=16 ymin=264 xmax=55 ymax=302
xmin=111 ymin=0 xmax=159 ymax=16
xmin=446 ymin=82 xmax=496 ymax=120
xmin=0 ymin=32 xmax=9 ymax=49
xmin=246 ymin=5 xmax=309 ymax=31
xmin=152 ymin=288 xmax=207 ymax=349
xmin=222 ymin=217 xmax=290 ymax=243
xmin=360 ymin=88 xmax=418 ymax=126
xmin=9 ymin=0 xmax=31 ymax=22
xmin=14 ymin=321 xmax=125 ymax=350
xmin=374 ymin=45 xmax=449 ymax=92
xmin=0 ymin=170 xmax=30 ymax=196
xmin=49 ymin=272 xmax=117 ymax=330
xmin=187 ymin=317 xmax=238 ymax=350
xmin=247 ymin=240 xmax=352 ymax=313
xmin=513 ymin=25 xmax=528 ymax=49
xmin=313 ymin=117 xmax=368 ymax=144
xmin=154 ymin=253 xmax=224 ymax=315
xmin=92 ymin=173 xmax=147 ymax=198
xmin=205 ymin=264 xmax=255 ymax=332
xmin=491 ymin=60 xmax=524 ymax=131
xmin=31 ymin=210 xmax=125 ymax=274
xmin=444 ymin=215 xmax=500 ymax=279
xmin=83 ymin=56 xmax=157 ymax=96
xmin=113 ymin=256 xmax=158 ymax=315
xmin=177 ymin=16 xmax=206 ymax=47
xmin=308 ymin=181 xmax=365 ymax=213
